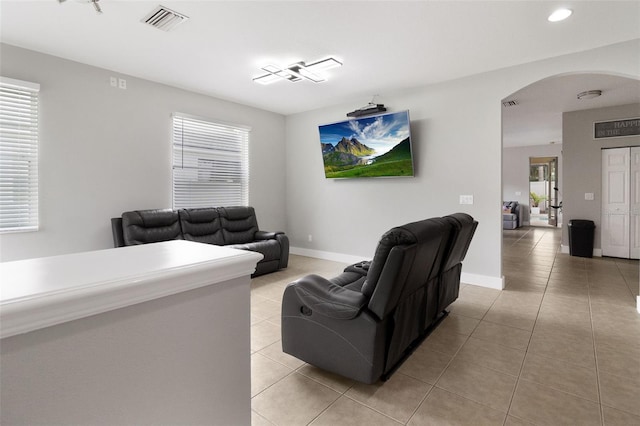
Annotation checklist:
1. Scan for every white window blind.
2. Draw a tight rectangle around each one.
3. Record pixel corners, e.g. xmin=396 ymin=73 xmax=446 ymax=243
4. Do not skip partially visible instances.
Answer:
xmin=0 ymin=77 xmax=40 ymax=233
xmin=172 ymin=113 xmax=250 ymax=209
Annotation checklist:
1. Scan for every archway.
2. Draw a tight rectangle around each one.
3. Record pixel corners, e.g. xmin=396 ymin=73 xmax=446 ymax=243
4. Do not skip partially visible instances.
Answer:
xmin=501 ymin=72 xmax=640 ymax=303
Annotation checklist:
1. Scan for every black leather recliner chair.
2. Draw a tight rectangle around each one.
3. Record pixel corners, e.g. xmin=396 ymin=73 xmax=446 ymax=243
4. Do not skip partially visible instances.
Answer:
xmin=281 ymin=214 xmax=477 ymax=384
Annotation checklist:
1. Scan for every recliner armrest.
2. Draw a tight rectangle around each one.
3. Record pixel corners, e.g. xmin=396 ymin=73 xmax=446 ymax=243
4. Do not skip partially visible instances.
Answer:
xmin=254 ymin=230 xmax=283 ymax=240
xmin=292 ymin=274 xmax=367 ymax=320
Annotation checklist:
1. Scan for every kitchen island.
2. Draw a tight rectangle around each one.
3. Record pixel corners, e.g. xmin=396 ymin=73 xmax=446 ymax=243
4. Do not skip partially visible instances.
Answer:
xmin=0 ymin=240 xmax=262 ymax=425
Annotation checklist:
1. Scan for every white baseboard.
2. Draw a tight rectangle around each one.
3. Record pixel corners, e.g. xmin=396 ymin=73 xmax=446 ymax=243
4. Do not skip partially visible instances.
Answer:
xmin=637 ymin=296 xmax=640 ymax=314
xmin=560 ymin=245 xmax=602 ymax=257
xmin=461 ymin=273 xmax=504 ymax=290
xmin=290 ymin=246 xmax=503 ymax=290
xmin=290 ymin=247 xmax=369 ymax=265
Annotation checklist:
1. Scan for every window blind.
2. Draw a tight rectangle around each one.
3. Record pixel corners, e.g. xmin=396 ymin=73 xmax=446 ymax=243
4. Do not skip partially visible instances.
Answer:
xmin=0 ymin=77 xmax=40 ymax=233
xmin=172 ymin=113 xmax=250 ymax=209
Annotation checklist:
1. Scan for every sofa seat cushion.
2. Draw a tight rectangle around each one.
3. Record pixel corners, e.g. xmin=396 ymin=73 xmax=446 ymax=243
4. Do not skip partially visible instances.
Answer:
xmin=227 ymin=239 xmax=281 ymax=262
xmin=502 ymin=213 xmax=518 ymax=221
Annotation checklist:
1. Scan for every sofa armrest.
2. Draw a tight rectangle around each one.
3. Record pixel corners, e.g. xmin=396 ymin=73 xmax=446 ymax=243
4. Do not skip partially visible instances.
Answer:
xmin=292 ymin=274 xmax=367 ymax=320
xmin=111 ymin=217 xmax=125 ymax=248
xmin=254 ymin=230 xmax=283 ymax=240
xmin=344 ymin=260 xmax=371 ymax=276
xmin=255 ymin=231 xmax=289 ymax=269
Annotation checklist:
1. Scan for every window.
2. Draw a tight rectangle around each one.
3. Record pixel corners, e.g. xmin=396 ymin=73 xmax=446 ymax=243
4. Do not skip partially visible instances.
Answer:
xmin=0 ymin=77 xmax=40 ymax=233
xmin=172 ymin=113 xmax=250 ymax=209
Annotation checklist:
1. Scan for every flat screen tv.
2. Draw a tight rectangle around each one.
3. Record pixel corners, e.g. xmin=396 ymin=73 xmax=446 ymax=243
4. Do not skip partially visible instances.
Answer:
xmin=318 ymin=110 xmax=414 ymax=179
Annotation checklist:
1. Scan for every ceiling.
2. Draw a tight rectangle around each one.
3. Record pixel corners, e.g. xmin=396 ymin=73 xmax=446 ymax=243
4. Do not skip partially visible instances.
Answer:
xmin=503 ymin=73 xmax=640 ymax=147
xmin=1 ymin=1 xmax=639 ymax=147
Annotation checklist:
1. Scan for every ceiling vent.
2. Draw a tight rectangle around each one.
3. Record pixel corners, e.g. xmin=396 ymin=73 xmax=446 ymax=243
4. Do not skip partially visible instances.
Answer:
xmin=143 ymin=5 xmax=188 ymax=32
xmin=502 ymin=100 xmax=519 ymax=108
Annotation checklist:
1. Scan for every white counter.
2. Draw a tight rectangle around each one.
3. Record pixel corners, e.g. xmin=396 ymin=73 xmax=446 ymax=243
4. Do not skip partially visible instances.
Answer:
xmin=0 ymin=241 xmax=262 ymax=425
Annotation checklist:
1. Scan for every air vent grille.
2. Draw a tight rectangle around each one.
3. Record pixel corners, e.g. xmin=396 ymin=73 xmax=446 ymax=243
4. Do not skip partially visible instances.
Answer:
xmin=143 ymin=6 xmax=188 ymax=31
xmin=502 ymin=100 xmax=519 ymax=108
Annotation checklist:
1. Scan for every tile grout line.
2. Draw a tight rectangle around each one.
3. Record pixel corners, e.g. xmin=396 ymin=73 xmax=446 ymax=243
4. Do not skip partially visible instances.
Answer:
xmin=587 ymin=263 xmax=606 ymax=426
xmin=502 ymin=227 xmax=556 ymax=426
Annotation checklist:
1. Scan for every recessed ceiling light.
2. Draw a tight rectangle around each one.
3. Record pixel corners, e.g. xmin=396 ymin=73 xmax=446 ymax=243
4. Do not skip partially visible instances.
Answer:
xmin=577 ymin=90 xmax=602 ymax=100
xmin=548 ymin=8 xmax=572 ymax=22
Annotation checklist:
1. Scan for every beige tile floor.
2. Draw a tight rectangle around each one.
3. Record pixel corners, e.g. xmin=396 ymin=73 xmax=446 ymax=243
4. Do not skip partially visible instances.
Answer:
xmin=250 ymin=227 xmax=640 ymax=425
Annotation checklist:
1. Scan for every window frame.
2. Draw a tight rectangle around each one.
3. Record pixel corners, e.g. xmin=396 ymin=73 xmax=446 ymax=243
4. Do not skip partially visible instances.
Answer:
xmin=171 ymin=112 xmax=250 ymax=209
xmin=0 ymin=76 xmax=40 ymax=234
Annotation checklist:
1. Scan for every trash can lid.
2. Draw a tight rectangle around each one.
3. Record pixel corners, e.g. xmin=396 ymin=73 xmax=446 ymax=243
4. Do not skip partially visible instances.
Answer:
xmin=568 ymin=220 xmax=595 ymax=228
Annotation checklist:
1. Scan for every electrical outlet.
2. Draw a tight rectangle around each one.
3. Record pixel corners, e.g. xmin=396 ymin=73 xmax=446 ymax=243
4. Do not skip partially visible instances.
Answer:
xmin=308 ymin=234 xmax=313 ymax=242
xmin=515 ymin=191 xmax=522 ymax=196
xmin=459 ymin=195 xmax=474 ymax=205
xmin=118 ymin=78 xmax=127 ymax=89
xmin=110 ymin=77 xmax=117 ymax=87
xmin=585 ymin=193 xmax=594 ymax=201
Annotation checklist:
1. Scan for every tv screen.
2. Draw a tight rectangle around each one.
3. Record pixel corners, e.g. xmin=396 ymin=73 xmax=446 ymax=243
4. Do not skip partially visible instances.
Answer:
xmin=319 ymin=110 xmax=414 ymax=179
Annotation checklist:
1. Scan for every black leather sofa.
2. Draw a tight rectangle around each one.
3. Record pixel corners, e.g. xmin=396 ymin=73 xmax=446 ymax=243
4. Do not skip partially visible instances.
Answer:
xmin=281 ymin=213 xmax=477 ymax=384
xmin=111 ymin=206 xmax=289 ymax=277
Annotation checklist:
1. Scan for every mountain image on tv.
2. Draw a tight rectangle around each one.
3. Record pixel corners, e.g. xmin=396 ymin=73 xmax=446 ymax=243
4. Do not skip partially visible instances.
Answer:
xmin=318 ymin=110 xmax=414 ymax=178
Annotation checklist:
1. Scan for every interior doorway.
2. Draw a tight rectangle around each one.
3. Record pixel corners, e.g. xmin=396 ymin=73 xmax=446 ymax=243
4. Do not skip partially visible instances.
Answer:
xmin=529 ymin=156 xmax=559 ymax=227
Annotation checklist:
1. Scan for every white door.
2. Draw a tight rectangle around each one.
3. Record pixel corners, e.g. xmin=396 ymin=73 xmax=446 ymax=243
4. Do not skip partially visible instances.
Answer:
xmin=631 ymin=147 xmax=640 ymax=259
xmin=602 ymin=148 xmax=630 ymax=258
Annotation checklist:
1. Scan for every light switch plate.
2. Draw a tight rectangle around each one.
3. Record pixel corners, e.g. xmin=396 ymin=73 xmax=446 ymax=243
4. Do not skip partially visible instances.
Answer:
xmin=585 ymin=193 xmax=594 ymax=201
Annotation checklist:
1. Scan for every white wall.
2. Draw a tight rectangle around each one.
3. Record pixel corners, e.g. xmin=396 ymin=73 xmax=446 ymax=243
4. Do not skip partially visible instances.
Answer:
xmin=2 ymin=39 xmax=639 ymax=278
xmin=503 ymin=144 xmax=563 ymax=225
xmin=285 ymin=39 xmax=640 ymax=287
xmin=0 ymin=44 xmax=286 ymax=262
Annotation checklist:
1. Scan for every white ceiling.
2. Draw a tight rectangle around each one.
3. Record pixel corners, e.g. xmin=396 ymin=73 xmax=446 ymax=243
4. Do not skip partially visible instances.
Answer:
xmin=1 ymin=1 xmax=639 ymax=147
xmin=503 ymin=73 xmax=640 ymax=147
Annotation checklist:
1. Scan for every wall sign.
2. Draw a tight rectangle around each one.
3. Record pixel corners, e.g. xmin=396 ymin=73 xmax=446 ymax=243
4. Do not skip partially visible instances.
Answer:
xmin=594 ymin=117 xmax=640 ymax=139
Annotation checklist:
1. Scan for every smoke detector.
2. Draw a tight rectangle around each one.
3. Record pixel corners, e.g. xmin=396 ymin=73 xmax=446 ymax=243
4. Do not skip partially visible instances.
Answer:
xmin=143 ymin=5 xmax=189 ymax=31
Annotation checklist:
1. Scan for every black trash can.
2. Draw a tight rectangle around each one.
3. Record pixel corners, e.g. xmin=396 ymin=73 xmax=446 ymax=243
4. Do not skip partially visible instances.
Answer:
xmin=568 ymin=220 xmax=595 ymax=258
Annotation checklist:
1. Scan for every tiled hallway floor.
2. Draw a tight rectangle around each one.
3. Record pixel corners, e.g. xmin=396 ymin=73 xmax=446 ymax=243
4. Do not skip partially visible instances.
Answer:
xmin=250 ymin=227 xmax=640 ymax=425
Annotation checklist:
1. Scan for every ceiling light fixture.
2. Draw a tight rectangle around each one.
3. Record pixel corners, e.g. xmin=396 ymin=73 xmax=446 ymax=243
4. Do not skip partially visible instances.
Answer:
xmin=253 ymin=57 xmax=342 ymax=85
xmin=58 ymin=0 xmax=102 ymax=15
xmin=577 ymin=90 xmax=602 ymax=100
xmin=548 ymin=8 xmax=572 ymax=22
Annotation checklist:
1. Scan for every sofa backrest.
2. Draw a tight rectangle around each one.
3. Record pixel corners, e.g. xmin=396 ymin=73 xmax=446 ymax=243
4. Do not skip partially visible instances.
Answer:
xmin=364 ymin=218 xmax=451 ymax=320
xmin=121 ymin=209 xmax=182 ymax=245
xmin=438 ymin=213 xmax=478 ymax=312
xmin=115 ymin=206 xmax=263 ymax=247
xmin=218 ymin=206 xmax=259 ymax=244
xmin=441 ymin=213 xmax=478 ymax=271
xmin=363 ymin=218 xmax=452 ymax=373
xmin=178 ymin=208 xmax=224 ymax=245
